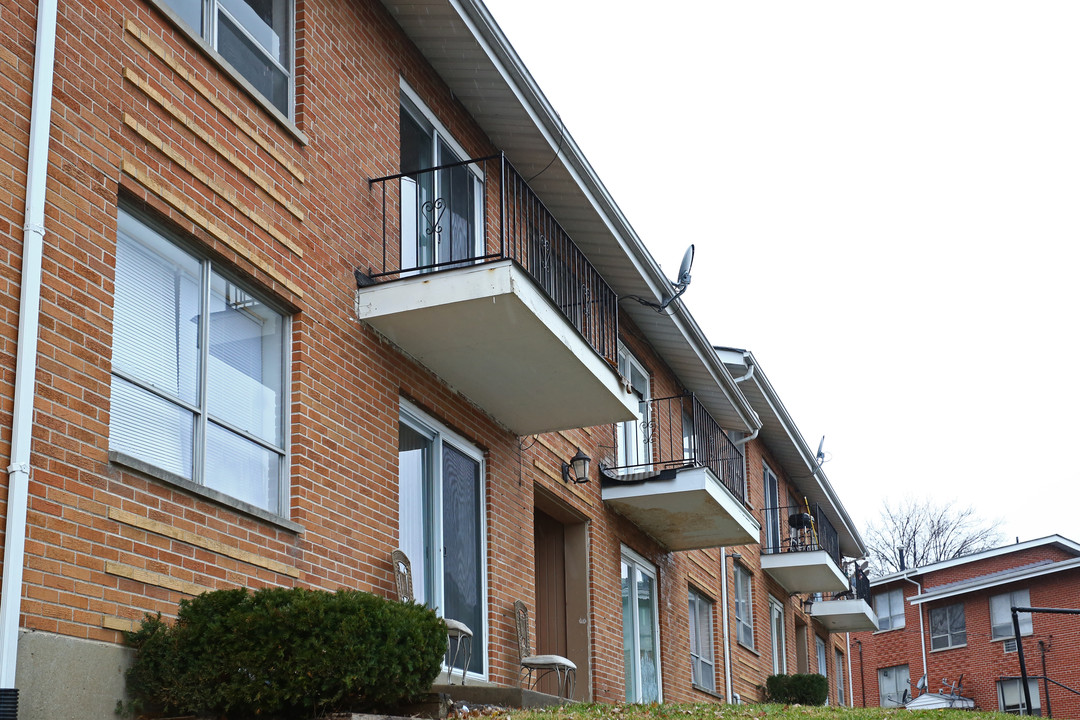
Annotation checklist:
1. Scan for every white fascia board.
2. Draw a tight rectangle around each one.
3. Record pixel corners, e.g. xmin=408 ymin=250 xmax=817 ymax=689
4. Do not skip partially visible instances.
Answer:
xmin=740 ymin=350 xmax=867 ymax=556
xmin=870 ymin=535 xmax=1080 ymax=587
xmin=450 ymin=0 xmax=659 ymax=294
xmin=907 ymin=557 xmax=1080 ymax=605
xmin=447 ymin=0 xmax=760 ymax=433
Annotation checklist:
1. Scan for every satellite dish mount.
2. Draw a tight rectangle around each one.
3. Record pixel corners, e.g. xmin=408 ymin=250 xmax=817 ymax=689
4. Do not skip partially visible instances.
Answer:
xmin=624 ymin=244 xmax=695 ymax=313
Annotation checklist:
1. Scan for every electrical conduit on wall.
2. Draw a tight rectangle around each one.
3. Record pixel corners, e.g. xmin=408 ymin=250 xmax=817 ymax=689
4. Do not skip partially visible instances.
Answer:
xmin=0 ymin=0 xmax=60 ymax=716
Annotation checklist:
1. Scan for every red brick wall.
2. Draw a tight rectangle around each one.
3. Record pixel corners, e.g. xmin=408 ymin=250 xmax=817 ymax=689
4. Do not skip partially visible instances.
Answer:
xmin=0 ymin=0 xmax=862 ymax=708
xmin=850 ymin=555 xmax=1080 ymax=715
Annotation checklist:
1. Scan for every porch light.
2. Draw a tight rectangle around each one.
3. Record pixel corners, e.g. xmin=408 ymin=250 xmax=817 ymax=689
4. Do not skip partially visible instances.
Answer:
xmin=561 ymin=449 xmax=591 ymax=484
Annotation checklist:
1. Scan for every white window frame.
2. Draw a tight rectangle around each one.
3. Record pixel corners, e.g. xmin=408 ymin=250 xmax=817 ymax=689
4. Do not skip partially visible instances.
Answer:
xmin=769 ymin=594 xmax=786 ymax=675
xmin=878 ymin=664 xmax=910 ymax=707
xmin=874 ymin=587 xmax=906 ymax=631
xmin=398 ymin=400 xmax=488 ymax=680
xmin=835 ymin=648 xmax=846 ymax=705
xmin=998 ymin=678 xmax=1041 ymax=716
xmin=929 ymin=602 xmax=967 ymax=650
xmin=110 ymin=208 xmax=289 ymax=515
xmin=398 ymin=82 xmax=485 ymax=273
xmin=991 ymin=589 xmax=1032 ymax=640
xmin=616 ymin=344 xmax=651 ymax=469
xmin=688 ymin=587 xmax=715 ymax=692
xmin=763 ymin=464 xmax=781 ymax=553
xmin=733 ymin=563 xmax=754 ymax=649
xmin=816 ymin=634 xmax=828 ymax=678
xmin=621 ymin=546 xmax=662 ymax=703
xmin=154 ymin=0 xmax=294 ymax=118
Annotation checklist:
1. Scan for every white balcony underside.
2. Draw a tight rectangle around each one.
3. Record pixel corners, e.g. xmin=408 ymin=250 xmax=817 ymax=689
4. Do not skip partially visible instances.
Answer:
xmin=601 ymin=466 xmax=760 ymax=551
xmin=760 ymin=550 xmax=849 ymax=593
xmin=810 ymin=599 xmax=879 ymax=632
xmin=354 ymin=260 xmax=637 ymax=436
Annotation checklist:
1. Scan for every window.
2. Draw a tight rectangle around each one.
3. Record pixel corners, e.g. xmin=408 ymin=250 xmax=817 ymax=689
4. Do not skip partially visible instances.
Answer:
xmin=929 ymin=602 xmax=967 ymax=650
xmin=769 ymin=595 xmax=786 ymax=675
xmin=763 ymin=464 xmax=781 ymax=552
xmin=110 ymin=209 xmax=287 ymax=514
xmin=874 ymin=588 xmax=905 ymax=631
xmin=816 ymin=635 xmax=828 ymax=679
xmin=616 ymin=345 xmax=651 ymax=469
xmin=622 ymin=547 xmax=661 ymax=703
xmin=399 ymin=89 xmax=483 ymax=274
xmin=398 ymin=402 xmax=485 ymax=677
xmin=688 ymin=588 xmax=715 ymax=691
xmin=835 ymin=649 xmax=846 ymax=705
xmin=878 ymin=664 xmax=910 ymax=707
xmin=991 ymin=589 xmax=1032 ymax=640
xmin=733 ymin=564 xmax=754 ymax=649
xmin=998 ymin=678 xmax=1041 ymax=716
xmin=158 ymin=0 xmax=292 ymax=116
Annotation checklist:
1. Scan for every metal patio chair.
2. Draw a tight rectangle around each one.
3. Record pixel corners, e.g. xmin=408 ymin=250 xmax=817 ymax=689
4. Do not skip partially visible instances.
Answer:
xmin=391 ymin=549 xmax=473 ymax=684
xmin=513 ymin=599 xmax=576 ymax=699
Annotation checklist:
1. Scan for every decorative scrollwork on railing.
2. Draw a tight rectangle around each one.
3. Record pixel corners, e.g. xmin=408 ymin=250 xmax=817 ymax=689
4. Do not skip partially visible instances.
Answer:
xmin=422 ymin=198 xmax=446 ymax=239
xmin=539 ymin=234 xmax=550 ymax=270
xmin=640 ymin=416 xmax=655 ymax=446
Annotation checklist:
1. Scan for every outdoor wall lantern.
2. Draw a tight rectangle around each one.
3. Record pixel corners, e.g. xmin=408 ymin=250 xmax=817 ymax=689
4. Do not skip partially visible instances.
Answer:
xmin=561 ymin=449 xmax=591 ymax=484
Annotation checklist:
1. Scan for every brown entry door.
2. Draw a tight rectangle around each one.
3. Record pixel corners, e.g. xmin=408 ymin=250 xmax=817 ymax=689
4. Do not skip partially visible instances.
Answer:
xmin=534 ymin=510 xmax=567 ymax=694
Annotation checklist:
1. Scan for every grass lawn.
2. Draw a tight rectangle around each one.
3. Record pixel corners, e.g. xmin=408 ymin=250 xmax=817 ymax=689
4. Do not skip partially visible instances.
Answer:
xmin=482 ymin=703 xmax=1011 ymax=720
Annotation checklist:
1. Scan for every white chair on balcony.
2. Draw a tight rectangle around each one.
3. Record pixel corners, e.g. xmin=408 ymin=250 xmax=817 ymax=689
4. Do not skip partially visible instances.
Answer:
xmin=391 ymin=549 xmax=473 ymax=684
xmin=513 ymin=600 xmax=576 ymax=699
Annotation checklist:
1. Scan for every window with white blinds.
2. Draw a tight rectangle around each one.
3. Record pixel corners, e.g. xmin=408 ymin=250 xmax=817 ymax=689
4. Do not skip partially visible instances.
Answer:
xmin=110 ymin=209 xmax=288 ymax=514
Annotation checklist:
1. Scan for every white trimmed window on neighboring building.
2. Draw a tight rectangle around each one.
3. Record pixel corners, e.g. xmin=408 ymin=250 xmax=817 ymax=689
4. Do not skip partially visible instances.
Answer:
xmin=874 ymin=587 xmax=905 ymax=631
xmin=929 ymin=602 xmax=967 ymax=650
xmin=991 ymin=589 xmax=1033 ymax=640
xmin=878 ymin=664 xmax=910 ymax=707
xmin=998 ymin=678 xmax=1041 ymax=716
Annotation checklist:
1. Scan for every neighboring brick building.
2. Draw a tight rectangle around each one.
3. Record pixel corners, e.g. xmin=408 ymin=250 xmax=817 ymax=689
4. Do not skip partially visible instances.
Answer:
xmin=849 ymin=535 xmax=1080 ymax=715
xmin=0 ymin=0 xmax=872 ymax=717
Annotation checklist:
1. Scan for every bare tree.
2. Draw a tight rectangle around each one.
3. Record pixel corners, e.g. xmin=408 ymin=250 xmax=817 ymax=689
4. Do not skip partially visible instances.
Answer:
xmin=863 ymin=497 xmax=1004 ymax=575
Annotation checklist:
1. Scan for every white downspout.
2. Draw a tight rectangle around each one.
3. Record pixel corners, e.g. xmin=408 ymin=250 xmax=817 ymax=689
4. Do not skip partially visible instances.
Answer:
xmin=846 ymin=632 xmax=853 ymax=707
xmin=1 ymin=0 xmax=60 ymax=695
xmin=720 ymin=552 xmax=733 ymax=702
xmin=901 ymin=574 xmax=927 ymax=695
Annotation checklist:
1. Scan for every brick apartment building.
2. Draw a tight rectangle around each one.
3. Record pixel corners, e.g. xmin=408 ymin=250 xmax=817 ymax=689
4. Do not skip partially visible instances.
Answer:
xmin=849 ymin=535 xmax=1080 ymax=716
xmin=0 ymin=0 xmax=874 ymax=717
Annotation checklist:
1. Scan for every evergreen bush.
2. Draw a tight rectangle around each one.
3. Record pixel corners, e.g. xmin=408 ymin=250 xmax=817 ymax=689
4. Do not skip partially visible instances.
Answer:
xmin=124 ymin=587 xmax=447 ymax=718
xmin=765 ymin=673 xmax=829 ymax=705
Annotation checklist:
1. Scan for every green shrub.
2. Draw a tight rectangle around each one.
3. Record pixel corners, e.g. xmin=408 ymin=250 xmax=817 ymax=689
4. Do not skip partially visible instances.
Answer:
xmin=124 ymin=587 xmax=448 ymax=718
xmin=765 ymin=673 xmax=829 ymax=705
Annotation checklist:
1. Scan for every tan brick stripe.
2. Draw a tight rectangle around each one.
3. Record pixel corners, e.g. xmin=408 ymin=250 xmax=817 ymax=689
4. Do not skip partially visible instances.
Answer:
xmin=122 ymin=67 xmax=304 ymax=222
xmin=109 ymin=507 xmax=300 ymax=578
xmin=121 ymin=155 xmax=304 ymax=298
xmin=124 ymin=19 xmax=306 ymax=184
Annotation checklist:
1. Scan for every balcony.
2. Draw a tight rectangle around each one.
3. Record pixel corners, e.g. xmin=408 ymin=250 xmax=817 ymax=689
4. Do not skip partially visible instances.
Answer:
xmin=599 ymin=394 xmax=759 ymax=550
xmin=760 ymin=504 xmax=849 ymax=593
xmin=809 ymin=568 xmax=878 ymax=632
xmin=356 ymin=154 xmax=636 ymax=435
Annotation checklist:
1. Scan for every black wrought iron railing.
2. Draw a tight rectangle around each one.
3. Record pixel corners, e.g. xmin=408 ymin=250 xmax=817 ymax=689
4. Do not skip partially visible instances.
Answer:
xmin=822 ymin=567 xmax=872 ymax=603
xmin=365 ymin=154 xmax=618 ymax=365
xmin=761 ymin=503 xmax=841 ymax=567
xmin=600 ymin=393 xmax=747 ymax=504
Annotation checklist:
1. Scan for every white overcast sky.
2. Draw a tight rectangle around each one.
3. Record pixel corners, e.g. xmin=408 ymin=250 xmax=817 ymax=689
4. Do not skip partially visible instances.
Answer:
xmin=482 ymin=0 xmax=1080 ymax=546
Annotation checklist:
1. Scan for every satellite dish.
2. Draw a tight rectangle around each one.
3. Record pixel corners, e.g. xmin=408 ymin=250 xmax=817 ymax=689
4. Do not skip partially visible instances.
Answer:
xmin=816 ymin=436 xmax=825 ymax=465
xmin=622 ymin=244 xmax=696 ymax=313
xmin=917 ymin=675 xmax=927 ymax=691
xmin=675 ymin=244 xmax=695 ymax=288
